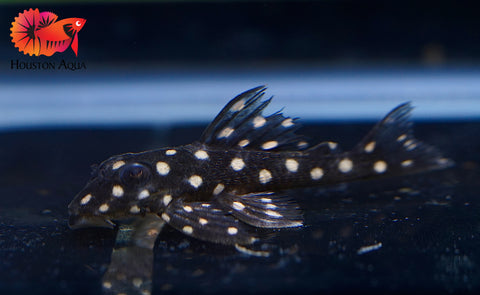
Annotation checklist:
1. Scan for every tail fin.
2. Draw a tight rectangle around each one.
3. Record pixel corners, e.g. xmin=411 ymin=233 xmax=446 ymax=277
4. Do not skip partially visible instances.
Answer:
xmin=351 ymin=103 xmax=452 ymax=178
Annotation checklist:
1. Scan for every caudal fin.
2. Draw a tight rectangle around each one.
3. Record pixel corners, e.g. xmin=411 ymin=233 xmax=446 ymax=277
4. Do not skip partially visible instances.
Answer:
xmin=351 ymin=103 xmax=453 ymax=178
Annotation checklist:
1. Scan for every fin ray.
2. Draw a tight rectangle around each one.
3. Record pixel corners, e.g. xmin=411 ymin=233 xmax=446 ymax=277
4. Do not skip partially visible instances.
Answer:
xmin=216 ymin=192 xmax=303 ymax=228
xmin=199 ymin=86 xmax=309 ymax=151
xmin=38 ymin=11 xmax=58 ymax=29
xmin=307 ymin=141 xmax=341 ymax=155
xmin=162 ymin=199 xmax=256 ymax=245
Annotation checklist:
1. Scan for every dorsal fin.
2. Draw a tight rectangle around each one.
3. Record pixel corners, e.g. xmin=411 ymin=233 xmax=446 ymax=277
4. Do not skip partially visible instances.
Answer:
xmin=38 ymin=11 xmax=58 ymax=29
xmin=199 ymin=86 xmax=309 ymax=151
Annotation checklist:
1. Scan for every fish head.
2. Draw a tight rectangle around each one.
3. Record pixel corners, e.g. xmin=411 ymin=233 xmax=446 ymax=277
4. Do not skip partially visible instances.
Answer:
xmin=71 ymin=18 xmax=86 ymax=32
xmin=68 ymin=154 xmax=157 ymax=230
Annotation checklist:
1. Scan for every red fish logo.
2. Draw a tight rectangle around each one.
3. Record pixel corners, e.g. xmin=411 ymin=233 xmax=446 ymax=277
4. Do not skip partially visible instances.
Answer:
xmin=10 ymin=8 xmax=86 ymax=57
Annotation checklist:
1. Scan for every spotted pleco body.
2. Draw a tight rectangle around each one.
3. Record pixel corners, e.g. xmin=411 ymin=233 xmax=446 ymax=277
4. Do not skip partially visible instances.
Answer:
xmin=68 ymin=86 xmax=452 ymax=245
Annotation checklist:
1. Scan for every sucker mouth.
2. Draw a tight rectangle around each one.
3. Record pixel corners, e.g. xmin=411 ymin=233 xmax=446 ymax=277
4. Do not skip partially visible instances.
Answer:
xmin=68 ymin=214 xmax=115 ymax=230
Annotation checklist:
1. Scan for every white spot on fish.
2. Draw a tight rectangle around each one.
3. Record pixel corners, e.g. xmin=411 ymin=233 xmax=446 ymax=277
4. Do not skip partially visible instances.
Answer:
xmin=364 ymin=141 xmax=376 ymax=153
xmin=403 ymin=139 xmax=417 ymax=151
xmin=265 ymin=210 xmax=282 ymax=218
xmin=265 ymin=203 xmax=277 ymax=209
xmin=262 ymin=141 xmax=278 ymax=150
xmin=437 ymin=158 xmax=450 ymax=165
xmin=201 ymin=203 xmax=211 ymax=208
xmin=182 ymin=225 xmax=193 ymax=234
xmin=238 ymin=139 xmax=250 ymax=147
xmin=401 ymin=159 xmax=414 ymax=167
xmin=357 ymin=242 xmax=383 ymax=255
xmin=156 ymin=161 xmax=170 ymax=176
xmin=231 ymin=99 xmax=245 ymax=112
xmin=199 ymin=218 xmax=208 ymax=225
xmin=166 ymin=149 xmax=177 ymax=156
xmin=253 ymin=116 xmax=266 ymax=128
xmin=80 ymin=194 xmax=92 ymax=205
xmin=373 ymin=160 xmax=388 ymax=173
xmin=232 ymin=201 xmax=245 ymax=211
xmin=227 ymin=227 xmax=238 ymax=235
xmin=259 ymin=169 xmax=272 ymax=184
xmin=130 ymin=205 xmax=140 ymax=214
xmin=138 ymin=189 xmax=150 ymax=200
xmin=281 ymin=118 xmax=294 ymax=127
xmin=297 ymin=141 xmax=308 ymax=149
xmin=161 ymin=213 xmax=170 ymax=222
xmin=338 ymin=158 xmax=353 ymax=173
xmin=183 ymin=205 xmax=193 ymax=212
xmin=218 ymin=127 xmax=234 ymax=138
xmin=406 ymin=142 xmax=417 ymax=151
xmin=162 ymin=194 xmax=172 ymax=206
xmin=310 ymin=167 xmax=324 ymax=180
xmin=102 ymin=281 xmax=112 ymax=289
xmin=112 ymin=160 xmax=125 ymax=170
xmin=213 ymin=183 xmax=225 ymax=195
xmin=194 ymin=150 xmax=209 ymax=160
xmin=328 ymin=142 xmax=338 ymax=150
xmin=230 ymin=157 xmax=245 ymax=171
xmin=285 ymin=159 xmax=299 ymax=172
xmin=397 ymin=134 xmax=407 ymax=142
xmin=260 ymin=197 xmax=272 ymax=203
xmin=132 ymin=278 xmax=143 ymax=288
xmin=99 ymin=203 xmax=109 ymax=213
xmin=112 ymin=185 xmax=124 ymax=198
xmin=188 ymin=175 xmax=203 ymax=188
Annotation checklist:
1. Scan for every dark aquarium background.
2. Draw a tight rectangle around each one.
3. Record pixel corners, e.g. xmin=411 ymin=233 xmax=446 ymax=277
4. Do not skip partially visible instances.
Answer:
xmin=0 ymin=1 xmax=479 ymax=295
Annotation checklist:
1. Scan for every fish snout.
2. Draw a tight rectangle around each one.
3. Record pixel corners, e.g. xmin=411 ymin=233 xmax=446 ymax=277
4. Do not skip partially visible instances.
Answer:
xmin=73 ymin=18 xmax=86 ymax=31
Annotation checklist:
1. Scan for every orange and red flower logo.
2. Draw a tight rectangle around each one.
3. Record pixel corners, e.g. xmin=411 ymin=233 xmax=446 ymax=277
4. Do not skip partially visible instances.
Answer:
xmin=10 ymin=8 xmax=86 ymax=57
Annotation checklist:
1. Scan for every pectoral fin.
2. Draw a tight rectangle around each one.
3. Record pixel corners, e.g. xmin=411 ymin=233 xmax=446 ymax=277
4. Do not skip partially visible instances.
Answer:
xmin=161 ymin=199 xmax=258 ymax=245
xmin=216 ymin=191 xmax=303 ymax=228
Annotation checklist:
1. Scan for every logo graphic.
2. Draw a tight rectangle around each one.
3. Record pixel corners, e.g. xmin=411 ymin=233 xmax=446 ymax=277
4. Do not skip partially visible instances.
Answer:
xmin=10 ymin=8 xmax=86 ymax=57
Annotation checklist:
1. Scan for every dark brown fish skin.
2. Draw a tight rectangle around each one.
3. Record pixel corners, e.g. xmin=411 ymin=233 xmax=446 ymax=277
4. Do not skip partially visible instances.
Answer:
xmin=68 ymin=86 xmax=452 ymax=245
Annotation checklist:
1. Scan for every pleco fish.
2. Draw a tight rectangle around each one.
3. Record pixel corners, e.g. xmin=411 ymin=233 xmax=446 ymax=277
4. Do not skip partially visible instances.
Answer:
xmin=68 ymin=86 xmax=452 ymax=246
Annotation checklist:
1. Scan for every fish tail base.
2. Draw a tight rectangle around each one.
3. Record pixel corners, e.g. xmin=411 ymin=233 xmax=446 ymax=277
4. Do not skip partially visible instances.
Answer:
xmin=351 ymin=102 xmax=453 ymax=178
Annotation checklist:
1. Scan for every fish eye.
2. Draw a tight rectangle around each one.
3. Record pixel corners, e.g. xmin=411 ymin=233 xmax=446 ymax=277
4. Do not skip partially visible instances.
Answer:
xmin=119 ymin=163 xmax=151 ymax=186
xmin=75 ymin=20 xmax=81 ymax=26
